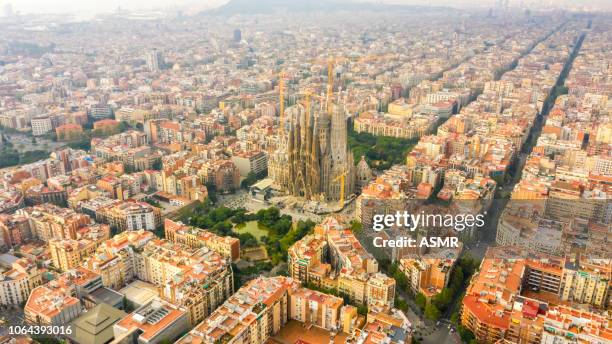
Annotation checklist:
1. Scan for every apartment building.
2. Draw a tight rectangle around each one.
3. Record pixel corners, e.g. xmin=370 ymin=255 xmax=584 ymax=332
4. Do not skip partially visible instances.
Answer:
xmin=288 ymin=216 xmax=395 ymax=308
xmin=176 ymin=276 xmax=299 ymax=344
xmin=133 ymin=238 xmax=234 ymax=325
xmin=231 ymin=150 xmax=268 ymax=177
xmin=287 ymin=233 xmax=327 ymax=285
xmin=0 ymin=254 xmax=43 ymax=305
xmin=355 ymin=177 xmax=410 ymax=229
xmin=164 ymin=219 xmax=240 ymax=262
xmin=153 ymin=170 xmax=208 ymax=202
xmin=49 ymin=239 xmax=97 ymax=271
xmin=461 ymin=248 xmax=525 ymax=343
xmin=97 ymin=200 xmax=161 ymax=232
xmin=539 ymin=305 xmax=612 ymax=343
xmin=25 ymin=267 xmax=102 ymax=325
xmin=354 ymin=111 xmax=436 ymax=140
xmin=387 ymin=98 xmax=415 ymax=117
xmin=560 ymin=259 xmax=610 ymax=308
xmin=16 ymin=204 xmax=91 ymax=241
xmin=91 ymin=131 xmax=162 ymax=171
xmin=354 ymin=308 xmax=411 ymax=344
xmin=399 ymin=248 xmax=460 ymax=300
xmin=461 ymin=247 xmax=612 ymax=344
xmin=113 ymin=298 xmax=190 ymax=344
xmin=31 ymin=115 xmax=53 ymax=136
xmin=0 ymin=214 xmax=32 ymax=247
xmin=82 ymin=230 xmax=155 ymax=289
xmin=365 ymin=273 xmax=397 ymax=308
xmin=289 ymin=287 xmax=344 ymax=331
xmin=48 ymin=225 xmax=110 ymax=272
xmin=504 ymin=297 xmax=612 ymax=344
xmin=199 ymin=159 xmax=240 ymax=194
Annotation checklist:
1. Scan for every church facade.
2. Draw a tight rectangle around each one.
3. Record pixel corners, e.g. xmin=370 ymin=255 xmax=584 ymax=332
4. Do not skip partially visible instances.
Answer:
xmin=269 ymin=102 xmax=357 ymax=202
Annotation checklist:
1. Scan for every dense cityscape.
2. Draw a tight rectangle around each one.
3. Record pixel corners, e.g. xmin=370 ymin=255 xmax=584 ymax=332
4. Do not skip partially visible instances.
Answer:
xmin=0 ymin=1 xmax=610 ymax=344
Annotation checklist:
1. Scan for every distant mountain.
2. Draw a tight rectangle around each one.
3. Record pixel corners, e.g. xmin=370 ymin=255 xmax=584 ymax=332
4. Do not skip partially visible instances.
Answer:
xmin=207 ymin=0 xmax=347 ymax=15
xmin=205 ymin=0 xmax=434 ymax=16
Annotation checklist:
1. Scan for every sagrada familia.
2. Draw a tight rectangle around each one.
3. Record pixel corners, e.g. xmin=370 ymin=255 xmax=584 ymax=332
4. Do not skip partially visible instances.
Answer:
xmin=269 ymin=101 xmax=369 ymax=202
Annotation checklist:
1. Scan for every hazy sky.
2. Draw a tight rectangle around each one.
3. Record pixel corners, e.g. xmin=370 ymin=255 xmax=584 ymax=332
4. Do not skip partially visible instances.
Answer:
xmin=2 ymin=0 xmax=611 ymax=15
xmin=2 ymin=0 xmax=229 ymax=15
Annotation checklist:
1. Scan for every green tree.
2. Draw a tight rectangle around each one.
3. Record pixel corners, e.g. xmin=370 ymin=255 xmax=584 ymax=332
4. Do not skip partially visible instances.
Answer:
xmin=67 ymin=137 xmax=91 ymax=151
xmin=392 ymin=269 xmax=409 ymax=290
xmin=241 ymin=172 xmax=255 ymax=188
xmin=424 ymin=303 xmax=441 ymax=321
xmin=415 ymin=292 xmax=427 ymax=310
xmin=449 ymin=266 xmax=464 ymax=292
xmin=459 ymin=253 xmax=479 ymax=277
xmin=239 ymin=232 xmax=259 ymax=248
xmin=350 ymin=220 xmax=363 ymax=234
xmin=450 ymin=312 xmax=460 ymax=325
xmin=432 ymin=288 xmax=453 ymax=311
xmin=230 ymin=208 xmax=248 ymax=224
xmin=458 ymin=325 xmax=476 ymax=343
xmin=395 ymin=297 xmax=409 ymax=312
xmin=211 ymin=221 xmax=233 ymax=236
xmin=346 ymin=121 xmax=416 ymax=170
xmin=0 ymin=151 xmax=20 ymax=167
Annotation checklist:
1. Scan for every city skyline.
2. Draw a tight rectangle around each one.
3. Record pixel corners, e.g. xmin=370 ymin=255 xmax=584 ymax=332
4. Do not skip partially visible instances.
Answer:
xmin=2 ymin=0 xmax=612 ymax=17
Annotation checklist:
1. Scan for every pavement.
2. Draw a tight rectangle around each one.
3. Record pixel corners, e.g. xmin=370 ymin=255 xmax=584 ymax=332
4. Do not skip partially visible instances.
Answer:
xmin=421 ymin=321 xmax=462 ymax=344
xmin=0 ymin=305 xmax=25 ymax=335
xmin=394 ymin=286 xmax=459 ymax=344
xmin=218 ymin=190 xmax=252 ymax=209
xmin=217 ymin=189 xmax=329 ymax=223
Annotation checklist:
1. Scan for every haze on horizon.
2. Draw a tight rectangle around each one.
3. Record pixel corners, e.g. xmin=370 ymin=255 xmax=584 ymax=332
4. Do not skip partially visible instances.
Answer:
xmin=2 ymin=0 xmax=611 ymax=16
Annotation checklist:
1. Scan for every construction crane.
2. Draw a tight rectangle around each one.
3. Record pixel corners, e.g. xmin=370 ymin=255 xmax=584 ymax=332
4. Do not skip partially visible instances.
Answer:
xmin=326 ymin=59 xmax=334 ymax=113
xmin=300 ymin=55 xmax=394 ymax=115
xmin=300 ymin=88 xmax=329 ymax=115
xmin=332 ymin=171 xmax=347 ymax=209
xmin=308 ymin=56 xmax=348 ymax=112
xmin=278 ymin=70 xmax=286 ymax=137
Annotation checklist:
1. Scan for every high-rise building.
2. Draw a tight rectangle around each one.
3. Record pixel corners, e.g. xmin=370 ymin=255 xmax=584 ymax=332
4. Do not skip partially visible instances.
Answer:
xmin=31 ymin=115 xmax=53 ymax=136
xmin=2 ymin=4 xmax=13 ymax=18
xmin=146 ymin=49 xmax=164 ymax=72
xmin=233 ymin=28 xmax=241 ymax=42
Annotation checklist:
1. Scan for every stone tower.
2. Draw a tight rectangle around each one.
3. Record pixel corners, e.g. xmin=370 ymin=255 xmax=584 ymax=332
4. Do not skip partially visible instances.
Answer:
xmin=268 ymin=98 xmax=356 ymax=203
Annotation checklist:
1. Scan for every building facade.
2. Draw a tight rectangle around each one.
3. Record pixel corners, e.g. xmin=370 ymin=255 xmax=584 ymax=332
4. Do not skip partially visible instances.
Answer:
xmin=269 ymin=103 xmax=356 ymax=202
